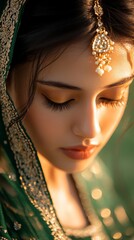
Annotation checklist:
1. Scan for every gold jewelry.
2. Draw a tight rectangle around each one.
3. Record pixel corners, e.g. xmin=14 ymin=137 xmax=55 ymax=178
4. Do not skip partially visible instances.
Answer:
xmin=82 ymin=138 xmax=90 ymax=146
xmin=92 ymin=0 xmax=115 ymax=76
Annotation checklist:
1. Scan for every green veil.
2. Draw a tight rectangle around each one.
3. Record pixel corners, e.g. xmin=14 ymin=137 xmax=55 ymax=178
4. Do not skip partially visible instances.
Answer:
xmin=0 ymin=1 xmax=71 ymax=239
xmin=0 ymin=1 xmax=134 ymax=239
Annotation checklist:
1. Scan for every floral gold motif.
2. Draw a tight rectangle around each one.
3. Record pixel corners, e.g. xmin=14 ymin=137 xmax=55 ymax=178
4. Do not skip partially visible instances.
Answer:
xmin=0 ymin=1 xmax=108 ymax=239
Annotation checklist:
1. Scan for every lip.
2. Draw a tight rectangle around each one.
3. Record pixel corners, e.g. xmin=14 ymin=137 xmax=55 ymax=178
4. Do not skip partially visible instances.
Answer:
xmin=61 ymin=145 xmax=97 ymax=160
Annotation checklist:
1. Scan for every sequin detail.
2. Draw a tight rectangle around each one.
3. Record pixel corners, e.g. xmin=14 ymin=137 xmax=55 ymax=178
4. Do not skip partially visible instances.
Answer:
xmin=0 ymin=1 xmax=70 ymax=239
xmin=13 ymin=221 xmax=21 ymax=231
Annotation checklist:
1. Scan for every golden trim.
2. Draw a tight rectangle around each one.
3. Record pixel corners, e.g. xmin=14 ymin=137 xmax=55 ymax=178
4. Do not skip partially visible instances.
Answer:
xmin=73 ymin=171 xmax=109 ymax=240
xmin=64 ymin=224 xmax=99 ymax=238
xmin=0 ymin=1 xmax=110 ymax=240
xmin=0 ymin=1 xmax=70 ymax=239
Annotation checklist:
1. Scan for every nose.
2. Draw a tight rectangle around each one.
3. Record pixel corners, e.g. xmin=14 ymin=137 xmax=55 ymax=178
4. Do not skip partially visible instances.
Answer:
xmin=72 ymin=99 xmax=101 ymax=140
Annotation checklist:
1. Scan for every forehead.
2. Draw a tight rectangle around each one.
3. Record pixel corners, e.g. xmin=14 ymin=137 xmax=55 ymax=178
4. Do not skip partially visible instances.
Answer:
xmin=38 ymin=41 xmax=134 ymax=87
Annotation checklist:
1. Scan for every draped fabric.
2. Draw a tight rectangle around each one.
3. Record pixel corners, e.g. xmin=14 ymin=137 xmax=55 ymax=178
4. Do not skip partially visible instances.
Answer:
xmin=1 ymin=105 xmax=134 ymax=239
xmin=0 ymin=1 xmax=134 ymax=240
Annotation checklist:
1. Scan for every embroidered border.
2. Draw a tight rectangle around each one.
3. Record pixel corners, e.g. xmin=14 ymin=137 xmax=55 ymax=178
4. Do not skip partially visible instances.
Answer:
xmin=0 ymin=1 xmax=70 ymax=239
xmin=0 ymin=1 xmax=108 ymax=240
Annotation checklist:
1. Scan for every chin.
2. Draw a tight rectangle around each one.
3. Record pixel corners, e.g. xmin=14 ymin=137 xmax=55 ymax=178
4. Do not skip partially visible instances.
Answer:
xmin=54 ymin=156 xmax=96 ymax=174
xmin=38 ymin=150 xmax=97 ymax=174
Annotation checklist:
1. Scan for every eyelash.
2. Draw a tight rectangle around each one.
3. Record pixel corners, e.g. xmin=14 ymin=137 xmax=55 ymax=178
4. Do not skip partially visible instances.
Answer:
xmin=44 ymin=96 xmax=73 ymax=111
xmin=43 ymin=95 xmax=126 ymax=112
xmin=97 ymin=95 xmax=127 ymax=109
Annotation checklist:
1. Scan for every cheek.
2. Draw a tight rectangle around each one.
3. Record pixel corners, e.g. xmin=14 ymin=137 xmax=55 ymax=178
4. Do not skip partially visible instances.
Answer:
xmin=23 ymin=101 xmax=66 ymax=148
xmin=99 ymin=89 xmax=129 ymax=138
xmin=100 ymin=105 xmax=126 ymax=139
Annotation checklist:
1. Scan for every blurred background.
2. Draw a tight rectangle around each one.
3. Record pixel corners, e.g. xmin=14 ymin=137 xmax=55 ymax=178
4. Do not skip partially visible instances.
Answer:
xmin=99 ymin=80 xmax=134 ymax=211
xmin=100 ymin=81 xmax=134 ymax=169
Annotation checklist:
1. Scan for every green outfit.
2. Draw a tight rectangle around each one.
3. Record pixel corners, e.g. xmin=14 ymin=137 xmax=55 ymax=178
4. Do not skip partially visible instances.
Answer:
xmin=0 ymin=0 xmax=134 ymax=239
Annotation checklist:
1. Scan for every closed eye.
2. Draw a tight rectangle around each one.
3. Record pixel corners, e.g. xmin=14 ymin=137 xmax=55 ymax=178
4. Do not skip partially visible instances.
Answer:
xmin=97 ymin=96 xmax=127 ymax=108
xmin=43 ymin=95 xmax=75 ymax=111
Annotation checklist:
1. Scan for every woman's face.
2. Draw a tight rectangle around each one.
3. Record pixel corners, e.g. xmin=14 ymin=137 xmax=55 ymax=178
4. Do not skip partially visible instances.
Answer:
xmin=8 ymin=41 xmax=134 ymax=173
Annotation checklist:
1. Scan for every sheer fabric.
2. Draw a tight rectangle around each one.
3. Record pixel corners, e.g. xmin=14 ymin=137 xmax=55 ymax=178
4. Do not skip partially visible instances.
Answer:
xmin=0 ymin=1 xmax=134 ymax=240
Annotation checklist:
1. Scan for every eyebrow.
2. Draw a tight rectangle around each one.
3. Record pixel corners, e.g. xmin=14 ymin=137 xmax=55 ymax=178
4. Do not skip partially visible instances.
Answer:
xmin=37 ymin=80 xmax=81 ymax=90
xmin=37 ymin=74 xmax=134 ymax=90
xmin=104 ymin=74 xmax=134 ymax=88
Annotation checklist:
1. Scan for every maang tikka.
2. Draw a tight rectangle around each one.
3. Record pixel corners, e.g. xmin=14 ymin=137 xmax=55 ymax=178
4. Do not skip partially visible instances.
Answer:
xmin=92 ymin=0 xmax=115 ymax=76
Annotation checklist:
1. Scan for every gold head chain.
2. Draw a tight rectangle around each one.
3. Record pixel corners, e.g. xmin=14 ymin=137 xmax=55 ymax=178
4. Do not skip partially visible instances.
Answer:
xmin=92 ymin=0 xmax=115 ymax=76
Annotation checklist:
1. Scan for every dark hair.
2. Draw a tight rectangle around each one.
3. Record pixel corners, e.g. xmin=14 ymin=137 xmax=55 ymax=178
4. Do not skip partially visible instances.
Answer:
xmin=10 ymin=0 xmax=134 ymax=120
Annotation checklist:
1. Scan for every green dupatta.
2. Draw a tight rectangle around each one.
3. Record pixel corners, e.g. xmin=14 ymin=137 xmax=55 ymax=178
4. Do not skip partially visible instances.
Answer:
xmin=0 ymin=1 xmax=104 ymax=239
xmin=0 ymin=1 xmax=134 ymax=240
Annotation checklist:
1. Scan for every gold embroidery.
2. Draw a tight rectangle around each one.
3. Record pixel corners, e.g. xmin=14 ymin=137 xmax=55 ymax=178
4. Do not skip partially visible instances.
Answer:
xmin=14 ymin=221 xmax=22 ymax=231
xmin=0 ymin=238 xmax=8 ymax=240
xmin=73 ymin=171 xmax=109 ymax=240
xmin=0 ymin=1 xmax=109 ymax=240
xmin=0 ymin=226 xmax=8 ymax=234
xmin=64 ymin=224 xmax=100 ymax=238
xmin=0 ymin=1 xmax=70 ymax=239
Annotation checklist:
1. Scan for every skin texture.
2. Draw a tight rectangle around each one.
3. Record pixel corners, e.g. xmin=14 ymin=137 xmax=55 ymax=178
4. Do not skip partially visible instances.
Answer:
xmin=7 ymin=41 xmax=134 ymax=228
